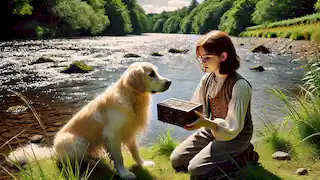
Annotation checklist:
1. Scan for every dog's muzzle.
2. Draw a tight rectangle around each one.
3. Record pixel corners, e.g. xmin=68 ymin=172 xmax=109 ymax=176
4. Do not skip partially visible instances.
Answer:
xmin=162 ymin=80 xmax=171 ymax=91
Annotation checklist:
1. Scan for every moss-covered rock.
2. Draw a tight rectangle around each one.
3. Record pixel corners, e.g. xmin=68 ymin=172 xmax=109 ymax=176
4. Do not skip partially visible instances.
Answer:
xmin=60 ymin=61 xmax=94 ymax=74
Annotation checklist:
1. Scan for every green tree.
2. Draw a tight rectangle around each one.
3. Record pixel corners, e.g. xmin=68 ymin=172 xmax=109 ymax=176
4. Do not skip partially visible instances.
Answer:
xmin=180 ymin=1 xmax=208 ymax=33
xmin=192 ymin=0 xmax=233 ymax=34
xmin=122 ymin=0 xmax=149 ymax=34
xmin=104 ymin=0 xmax=132 ymax=35
xmin=252 ymin=0 xmax=316 ymax=25
xmin=153 ymin=18 xmax=167 ymax=32
xmin=316 ymin=0 xmax=320 ymax=11
xmin=188 ymin=0 xmax=198 ymax=11
xmin=219 ymin=0 xmax=257 ymax=35
xmin=54 ymin=0 xmax=109 ymax=35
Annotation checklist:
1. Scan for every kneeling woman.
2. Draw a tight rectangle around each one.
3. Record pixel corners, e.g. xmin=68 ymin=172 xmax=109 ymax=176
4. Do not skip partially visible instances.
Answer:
xmin=170 ymin=31 xmax=259 ymax=179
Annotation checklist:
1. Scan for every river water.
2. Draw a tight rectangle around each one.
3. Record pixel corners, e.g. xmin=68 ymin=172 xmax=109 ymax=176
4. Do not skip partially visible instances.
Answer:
xmin=0 ymin=33 xmax=306 ymax=146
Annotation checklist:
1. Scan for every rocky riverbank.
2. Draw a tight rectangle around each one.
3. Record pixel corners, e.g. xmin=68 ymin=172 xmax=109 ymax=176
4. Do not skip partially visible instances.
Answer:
xmin=235 ymin=37 xmax=320 ymax=60
xmin=0 ymin=91 xmax=78 ymax=179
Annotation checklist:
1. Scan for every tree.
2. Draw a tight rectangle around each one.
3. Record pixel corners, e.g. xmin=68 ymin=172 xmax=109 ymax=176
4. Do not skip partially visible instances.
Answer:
xmin=315 ymin=0 xmax=320 ymax=11
xmin=252 ymin=0 xmax=315 ymax=25
xmin=219 ymin=0 xmax=257 ymax=35
xmin=104 ymin=0 xmax=132 ymax=35
xmin=188 ymin=0 xmax=198 ymax=11
xmin=122 ymin=0 xmax=149 ymax=34
xmin=192 ymin=0 xmax=233 ymax=34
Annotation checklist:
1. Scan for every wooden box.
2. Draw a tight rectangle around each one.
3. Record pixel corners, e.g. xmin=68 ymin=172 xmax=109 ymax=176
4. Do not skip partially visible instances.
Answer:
xmin=157 ymin=98 xmax=203 ymax=127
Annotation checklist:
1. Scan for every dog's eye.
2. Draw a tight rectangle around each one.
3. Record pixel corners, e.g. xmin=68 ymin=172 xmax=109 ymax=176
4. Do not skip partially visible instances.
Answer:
xmin=149 ymin=71 xmax=156 ymax=77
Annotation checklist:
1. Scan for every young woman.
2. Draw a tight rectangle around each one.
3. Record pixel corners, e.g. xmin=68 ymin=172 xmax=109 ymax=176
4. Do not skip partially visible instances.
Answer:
xmin=170 ymin=30 xmax=259 ymax=179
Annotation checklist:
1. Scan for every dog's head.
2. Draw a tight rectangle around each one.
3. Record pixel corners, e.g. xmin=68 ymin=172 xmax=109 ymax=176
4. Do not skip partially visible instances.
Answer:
xmin=123 ymin=62 xmax=171 ymax=94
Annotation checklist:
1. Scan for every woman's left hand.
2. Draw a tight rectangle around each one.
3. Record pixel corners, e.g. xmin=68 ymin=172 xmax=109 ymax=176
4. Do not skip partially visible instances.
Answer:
xmin=184 ymin=111 xmax=210 ymax=131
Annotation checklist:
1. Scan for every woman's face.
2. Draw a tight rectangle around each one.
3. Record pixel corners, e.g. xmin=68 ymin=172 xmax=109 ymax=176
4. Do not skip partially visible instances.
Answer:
xmin=197 ymin=46 xmax=221 ymax=73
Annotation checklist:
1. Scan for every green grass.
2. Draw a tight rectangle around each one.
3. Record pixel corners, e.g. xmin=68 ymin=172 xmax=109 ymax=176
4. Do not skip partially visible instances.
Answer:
xmin=240 ymin=23 xmax=320 ymax=42
xmin=151 ymin=129 xmax=177 ymax=157
xmin=246 ymin=13 xmax=320 ymax=30
xmin=3 ymin=131 xmax=320 ymax=180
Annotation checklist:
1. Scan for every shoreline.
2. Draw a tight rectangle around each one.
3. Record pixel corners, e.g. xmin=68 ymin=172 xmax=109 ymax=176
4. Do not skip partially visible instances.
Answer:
xmin=234 ymin=36 xmax=320 ymax=60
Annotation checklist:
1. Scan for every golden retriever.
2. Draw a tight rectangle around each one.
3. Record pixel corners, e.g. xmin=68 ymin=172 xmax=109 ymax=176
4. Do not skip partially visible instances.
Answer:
xmin=7 ymin=62 xmax=171 ymax=180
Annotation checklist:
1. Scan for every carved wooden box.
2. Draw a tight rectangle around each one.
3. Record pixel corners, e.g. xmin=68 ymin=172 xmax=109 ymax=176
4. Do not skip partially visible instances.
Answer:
xmin=157 ymin=98 xmax=203 ymax=127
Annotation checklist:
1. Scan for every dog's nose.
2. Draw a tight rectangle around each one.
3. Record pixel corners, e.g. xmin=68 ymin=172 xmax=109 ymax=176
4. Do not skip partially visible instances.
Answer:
xmin=165 ymin=81 xmax=172 ymax=87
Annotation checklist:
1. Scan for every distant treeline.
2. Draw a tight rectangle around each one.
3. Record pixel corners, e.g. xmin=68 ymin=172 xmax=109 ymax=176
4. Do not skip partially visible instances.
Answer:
xmin=0 ymin=0 xmax=150 ymax=40
xmin=147 ymin=0 xmax=320 ymax=36
xmin=2 ymin=0 xmax=320 ymax=41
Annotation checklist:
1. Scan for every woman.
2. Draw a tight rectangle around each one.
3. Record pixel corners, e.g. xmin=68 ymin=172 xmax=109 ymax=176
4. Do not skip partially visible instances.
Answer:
xmin=170 ymin=30 xmax=259 ymax=179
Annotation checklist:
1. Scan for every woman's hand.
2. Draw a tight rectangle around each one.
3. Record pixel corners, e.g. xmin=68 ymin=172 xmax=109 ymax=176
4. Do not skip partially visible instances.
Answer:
xmin=184 ymin=111 xmax=217 ymax=131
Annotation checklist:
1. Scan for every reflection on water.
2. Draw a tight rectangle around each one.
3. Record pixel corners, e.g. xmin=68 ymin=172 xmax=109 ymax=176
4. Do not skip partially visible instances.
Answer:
xmin=0 ymin=33 xmax=305 ymax=145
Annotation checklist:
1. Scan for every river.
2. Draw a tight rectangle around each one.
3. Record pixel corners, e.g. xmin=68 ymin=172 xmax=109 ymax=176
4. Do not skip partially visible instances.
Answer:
xmin=0 ymin=33 xmax=306 ymax=146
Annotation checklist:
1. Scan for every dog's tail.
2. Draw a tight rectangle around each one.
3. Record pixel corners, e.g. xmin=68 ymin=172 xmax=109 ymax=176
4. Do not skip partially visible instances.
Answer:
xmin=6 ymin=144 xmax=55 ymax=166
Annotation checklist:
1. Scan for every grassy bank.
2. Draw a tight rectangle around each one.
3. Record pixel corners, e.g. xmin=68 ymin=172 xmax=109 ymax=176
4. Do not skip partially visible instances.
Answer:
xmin=240 ymin=23 xmax=320 ymax=41
xmin=240 ymin=13 xmax=320 ymax=41
xmin=5 ymin=129 xmax=320 ymax=180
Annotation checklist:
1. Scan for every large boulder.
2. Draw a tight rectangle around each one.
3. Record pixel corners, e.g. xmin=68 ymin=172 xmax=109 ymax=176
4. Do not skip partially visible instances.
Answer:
xmin=60 ymin=61 xmax=94 ymax=74
xmin=250 ymin=45 xmax=271 ymax=54
xmin=249 ymin=65 xmax=265 ymax=72
xmin=150 ymin=52 xmax=163 ymax=57
xmin=168 ymin=48 xmax=189 ymax=54
xmin=29 ymin=57 xmax=55 ymax=65
xmin=124 ymin=53 xmax=141 ymax=58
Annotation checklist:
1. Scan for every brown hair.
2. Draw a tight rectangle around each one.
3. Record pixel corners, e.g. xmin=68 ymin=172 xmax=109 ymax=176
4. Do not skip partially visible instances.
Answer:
xmin=196 ymin=30 xmax=240 ymax=75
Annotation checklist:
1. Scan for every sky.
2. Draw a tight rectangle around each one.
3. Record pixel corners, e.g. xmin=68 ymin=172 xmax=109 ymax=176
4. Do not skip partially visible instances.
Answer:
xmin=138 ymin=0 xmax=202 ymax=14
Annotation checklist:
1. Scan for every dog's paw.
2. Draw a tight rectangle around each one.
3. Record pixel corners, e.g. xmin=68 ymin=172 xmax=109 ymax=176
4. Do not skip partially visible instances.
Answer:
xmin=119 ymin=169 xmax=136 ymax=180
xmin=141 ymin=160 xmax=155 ymax=167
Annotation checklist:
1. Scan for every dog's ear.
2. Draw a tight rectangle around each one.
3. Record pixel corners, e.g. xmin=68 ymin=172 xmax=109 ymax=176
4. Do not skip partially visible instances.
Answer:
xmin=124 ymin=67 xmax=146 ymax=93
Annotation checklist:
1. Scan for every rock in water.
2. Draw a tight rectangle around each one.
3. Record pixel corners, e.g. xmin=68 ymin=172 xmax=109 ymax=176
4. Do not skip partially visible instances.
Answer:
xmin=250 ymin=45 xmax=271 ymax=54
xmin=29 ymin=57 xmax=55 ymax=65
xmin=6 ymin=105 xmax=28 ymax=114
xmin=29 ymin=135 xmax=44 ymax=144
xmin=240 ymin=43 xmax=244 ymax=46
xmin=296 ymin=168 xmax=308 ymax=175
xmin=249 ymin=65 xmax=265 ymax=72
xmin=60 ymin=61 xmax=94 ymax=74
xmin=124 ymin=53 xmax=141 ymax=58
xmin=272 ymin=151 xmax=290 ymax=160
xmin=150 ymin=52 xmax=163 ymax=57
xmin=168 ymin=48 xmax=189 ymax=54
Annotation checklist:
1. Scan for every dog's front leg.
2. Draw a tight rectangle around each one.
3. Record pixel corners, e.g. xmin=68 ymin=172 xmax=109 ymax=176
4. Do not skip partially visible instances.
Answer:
xmin=105 ymin=137 xmax=136 ymax=180
xmin=127 ymin=138 xmax=155 ymax=167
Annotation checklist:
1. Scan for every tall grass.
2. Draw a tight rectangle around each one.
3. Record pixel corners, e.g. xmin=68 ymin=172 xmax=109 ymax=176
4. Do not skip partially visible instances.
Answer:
xmin=303 ymin=56 xmax=320 ymax=93
xmin=266 ymin=85 xmax=320 ymax=156
xmin=151 ymin=130 xmax=177 ymax=157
